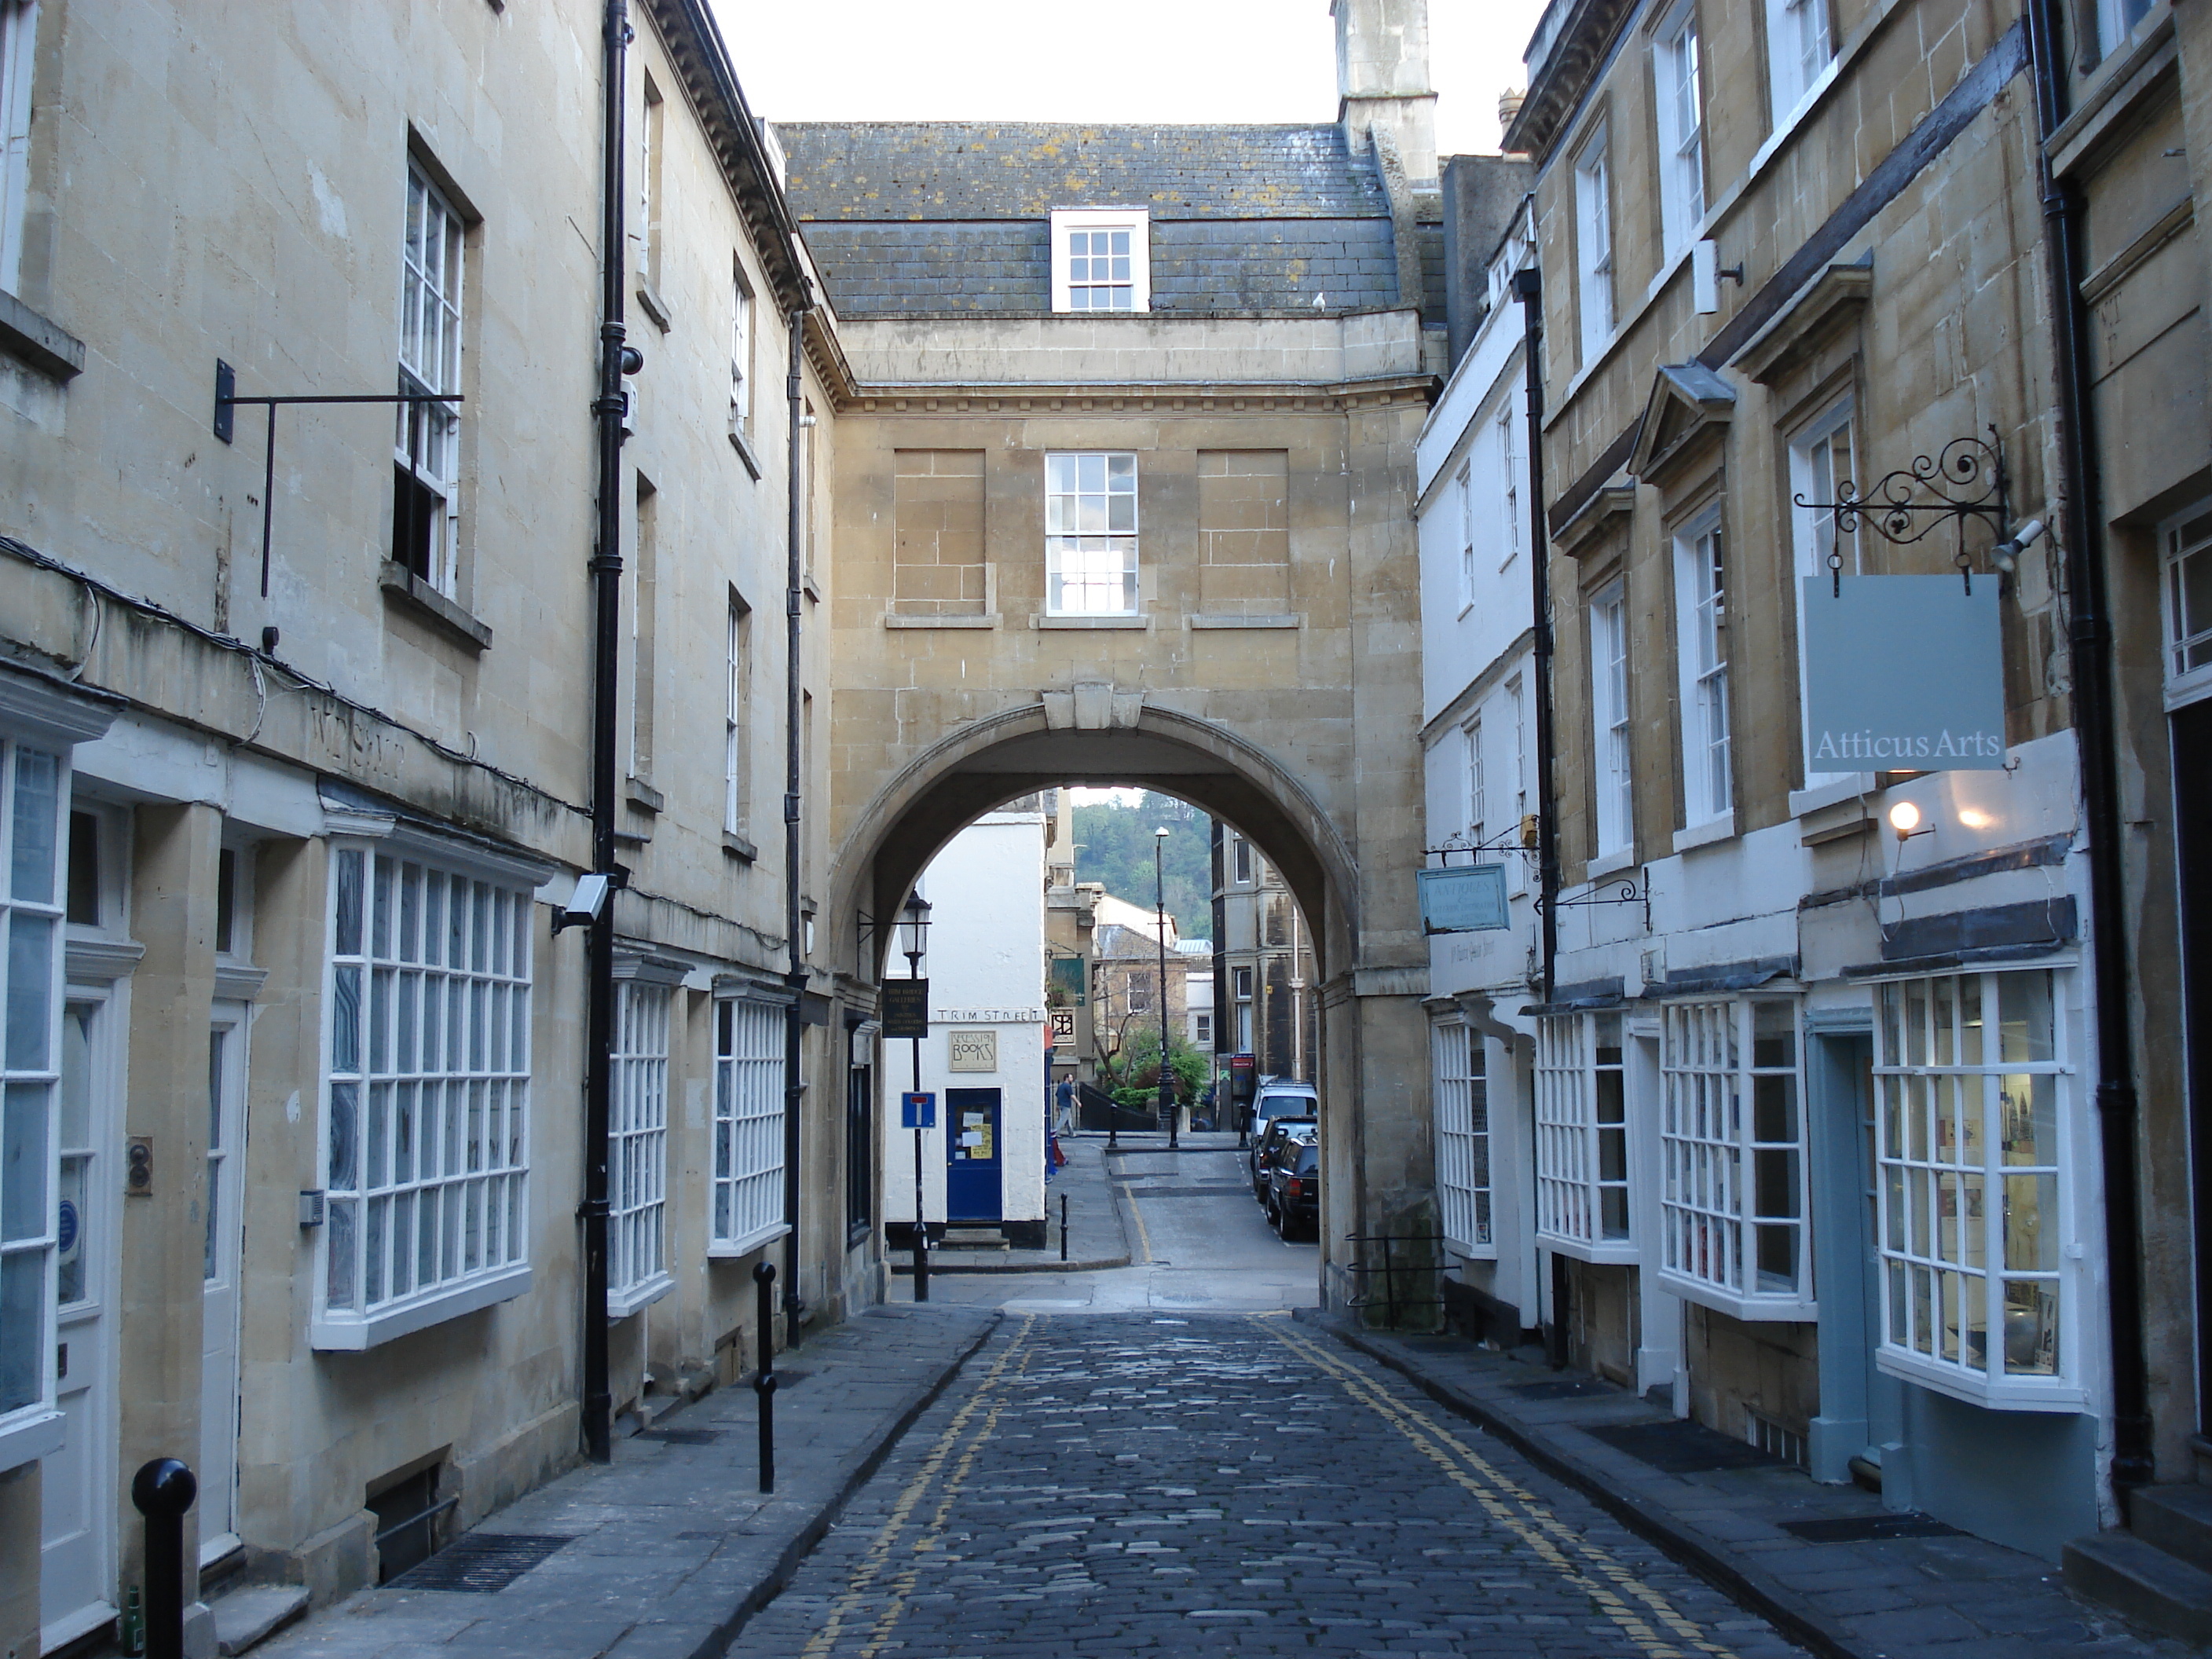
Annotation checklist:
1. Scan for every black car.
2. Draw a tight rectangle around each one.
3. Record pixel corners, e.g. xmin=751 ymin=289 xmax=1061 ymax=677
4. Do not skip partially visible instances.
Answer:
xmin=1250 ymin=1116 xmax=1315 ymax=1199
xmin=1266 ymin=1140 xmax=1320 ymax=1239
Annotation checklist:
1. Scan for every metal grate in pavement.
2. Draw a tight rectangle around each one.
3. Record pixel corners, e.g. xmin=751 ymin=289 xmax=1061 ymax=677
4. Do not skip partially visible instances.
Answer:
xmin=1780 ymin=1512 xmax=1964 ymax=1543
xmin=1584 ymin=1419 xmax=1782 ymax=1474
xmin=389 ymin=1533 xmax=571 ymax=1593
xmin=639 ymin=1427 xmax=723 ymax=1445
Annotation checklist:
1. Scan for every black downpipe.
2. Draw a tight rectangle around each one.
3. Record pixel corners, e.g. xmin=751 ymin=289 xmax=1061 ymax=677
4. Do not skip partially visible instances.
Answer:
xmin=781 ymin=302 xmax=813 ymax=1332
xmin=2023 ymin=0 xmax=2153 ymax=1494
xmin=582 ymin=0 xmax=632 ymax=1467
xmin=1511 ymin=262 xmax=1558 ymax=1003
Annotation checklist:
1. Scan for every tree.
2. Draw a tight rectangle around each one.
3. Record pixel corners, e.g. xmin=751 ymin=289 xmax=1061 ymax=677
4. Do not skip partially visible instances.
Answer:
xmin=1101 ymin=1026 xmax=1209 ymax=1109
xmin=1071 ymin=792 xmax=1213 ymax=938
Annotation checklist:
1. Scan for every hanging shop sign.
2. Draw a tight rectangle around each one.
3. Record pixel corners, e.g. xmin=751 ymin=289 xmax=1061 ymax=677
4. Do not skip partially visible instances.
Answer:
xmin=881 ymin=978 xmax=929 ymax=1039
xmin=1418 ymin=863 xmax=1511 ymax=933
xmin=1800 ymin=576 xmax=2006 ymax=770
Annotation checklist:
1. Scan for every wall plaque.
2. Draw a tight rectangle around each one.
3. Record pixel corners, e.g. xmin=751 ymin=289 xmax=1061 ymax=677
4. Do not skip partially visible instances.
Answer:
xmin=947 ymin=1027 xmax=998 ymax=1072
xmin=1418 ymin=864 xmax=1510 ymax=933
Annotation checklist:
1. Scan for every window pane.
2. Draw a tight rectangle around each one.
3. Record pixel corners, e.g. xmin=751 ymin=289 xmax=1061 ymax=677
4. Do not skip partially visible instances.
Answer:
xmin=10 ymin=748 xmax=58 ymax=903
xmin=2 ymin=1080 xmax=47 ymax=1243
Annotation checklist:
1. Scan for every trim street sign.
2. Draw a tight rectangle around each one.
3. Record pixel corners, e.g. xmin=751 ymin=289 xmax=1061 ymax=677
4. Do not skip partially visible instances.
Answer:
xmin=1801 ymin=576 xmax=2006 ymax=770
xmin=1419 ymin=863 xmax=1511 ymax=933
xmin=900 ymin=1091 xmax=936 ymax=1129
xmin=881 ymin=978 xmax=929 ymax=1039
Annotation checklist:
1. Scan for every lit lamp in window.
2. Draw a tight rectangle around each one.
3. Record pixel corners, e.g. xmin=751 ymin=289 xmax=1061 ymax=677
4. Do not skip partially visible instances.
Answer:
xmin=899 ymin=892 xmax=932 ymax=1300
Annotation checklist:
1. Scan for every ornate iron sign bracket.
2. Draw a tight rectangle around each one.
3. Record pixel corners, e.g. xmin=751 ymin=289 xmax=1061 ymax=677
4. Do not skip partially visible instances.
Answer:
xmin=1533 ymin=870 xmax=1651 ymax=932
xmin=1794 ymin=427 xmax=2011 ymax=595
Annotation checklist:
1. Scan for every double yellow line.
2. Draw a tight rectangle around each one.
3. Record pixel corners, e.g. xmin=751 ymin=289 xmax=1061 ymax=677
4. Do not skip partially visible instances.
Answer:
xmin=1258 ymin=1319 xmax=1743 ymax=1659
xmin=800 ymin=1315 xmax=1038 ymax=1659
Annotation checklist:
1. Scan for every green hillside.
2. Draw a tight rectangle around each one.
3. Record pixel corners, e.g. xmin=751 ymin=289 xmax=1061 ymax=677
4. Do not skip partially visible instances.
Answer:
xmin=1071 ymin=792 xmax=1214 ymax=940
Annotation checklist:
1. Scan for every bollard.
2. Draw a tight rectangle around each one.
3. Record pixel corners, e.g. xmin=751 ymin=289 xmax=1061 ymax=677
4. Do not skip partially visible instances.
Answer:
xmin=1060 ymin=1192 xmax=1069 ymax=1262
xmin=752 ymin=1261 xmax=777 ymax=1494
xmin=131 ymin=1458 xmax=196 ymax=1659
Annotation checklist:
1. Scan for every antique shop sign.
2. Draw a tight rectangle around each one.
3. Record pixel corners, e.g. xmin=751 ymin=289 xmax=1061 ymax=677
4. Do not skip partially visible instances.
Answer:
xmin=1418 ymin=863 xmax=1511 ymax=933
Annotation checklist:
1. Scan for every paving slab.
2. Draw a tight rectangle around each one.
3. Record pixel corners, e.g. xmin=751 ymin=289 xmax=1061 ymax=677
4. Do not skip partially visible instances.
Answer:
xmin=891 ymin=1132 xmax=1133 ymax=1273
xmin=1310 ymin=1310 xmax=2188 ymax=1659
xmin=251 ymin=1304 xmax=998 ymax=1659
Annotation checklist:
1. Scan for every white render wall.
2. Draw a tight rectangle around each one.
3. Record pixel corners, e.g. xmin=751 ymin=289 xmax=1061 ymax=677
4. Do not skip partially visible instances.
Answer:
xmin=882 ymin=810 xmax=1049 ymax=1227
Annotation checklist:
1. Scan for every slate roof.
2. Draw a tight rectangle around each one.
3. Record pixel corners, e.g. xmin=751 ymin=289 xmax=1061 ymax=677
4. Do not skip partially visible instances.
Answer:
xmin=780 ymin=123 xmax=1390 ymax=222
xmin=779 ymin=121 xmax=1422 ymax=319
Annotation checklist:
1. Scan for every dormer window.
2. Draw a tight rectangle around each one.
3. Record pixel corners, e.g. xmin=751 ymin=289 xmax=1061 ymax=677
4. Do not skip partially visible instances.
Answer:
xmin=1050 ymin=207 xmax=1150 ymax=313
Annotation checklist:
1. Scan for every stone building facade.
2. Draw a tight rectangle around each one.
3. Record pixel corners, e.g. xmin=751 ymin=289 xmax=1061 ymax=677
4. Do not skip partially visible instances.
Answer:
xmin=0 ymin=2 xmax=848 ymax=1650
xmin=1211 ymin=825 xmax=1322 ymax=1087
xmin=1484 ymin=0 xmax=2104 ymax=1562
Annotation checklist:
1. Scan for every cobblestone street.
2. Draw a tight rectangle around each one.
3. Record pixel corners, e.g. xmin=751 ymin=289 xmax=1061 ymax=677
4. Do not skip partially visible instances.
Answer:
xmin=741 ymin=1313 xmax=1802 ymax=1659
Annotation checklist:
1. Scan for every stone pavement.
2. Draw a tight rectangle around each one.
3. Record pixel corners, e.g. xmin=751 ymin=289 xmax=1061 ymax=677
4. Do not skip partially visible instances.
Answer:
xmin=893 ymin=1132 xmax=1133 ymax=1275
xmin=1315 ymin=1313 xmax=2187 ymax=1659
xmin=249 ymin=1305 xmax=998 ymax=1659
xmin=738 ymin=1311 xmax=1812 ymax=1659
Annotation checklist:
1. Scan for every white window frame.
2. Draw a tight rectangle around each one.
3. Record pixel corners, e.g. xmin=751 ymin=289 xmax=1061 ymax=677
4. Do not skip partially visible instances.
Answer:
xmin=1191 ymin=1007 xmax=1212 ymax=1048
xmin=1463 ymin=715 xmax=1485 ymax=850
xmin=711 ymin=994 xmax=787 ymax=1257
xmin=1591 ymin=583 xmax=1634 ymax=859
xmin=1657 ymin=997 xmax=1812 ymax=1319
xmin=607 ymin=976 xmax=672 ymax=1318
xmin=1653 ymin=2 xmax=1707 ymax=257
xmin=0 ymin=0 xmax=36 ymax=297
xmin=394 ymin=161 xmax=466 ymax=596
xmin=1673 ymin=511 xmax=1732 ymax=830
xmin=730 ymin=270 xmax=754 ymax=441
xmin=1497 ymin=406 xmax=1522 ymax=571
xmin=1231 ymin=833 xmax=1254 ymax=886
xmin=1873 ymin=970 xmax=2081 ymax=1408
xmin=1049 ymin=207 xmax=1150 ymax=313
xmin=0 ymin=734 xmax=68 ymax=1470
xmin=1765 ymin=0 xmax=1834 ymax=123
xmin=1456 ymin=460 xmax=1477 ymax=612
xmin=1232 ymin=965 xmax=1254 ymax=1053
xmin=2159 ymin=496 xmax=2212 ymax=710
xmin=1536 ymin=1014 xmax=1635 ymax=1260
xmin=1573 ymin=127 xmax=1615 ymax=361
xmin=312 ymin=839 xmax=537 ymax=1351
xmin=1433 ymin=1020 xmax=1493 ymax=1256
xmin=1045 ymin=452 xmax=1140 ymax=617
xmin=2098 ymin=0 xmax=2155 ymax=56
xmin=1791 ymin=401 xmax=1859 ymax=786
xmin=724 ymin=595 xmax=749 ymax=834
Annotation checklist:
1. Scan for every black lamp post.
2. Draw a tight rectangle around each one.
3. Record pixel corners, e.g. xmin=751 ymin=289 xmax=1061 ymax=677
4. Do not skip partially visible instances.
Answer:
xmin=900 ymin=893 xmax=932 ymax=1301
xmin=1154 ymin=826 xmax=1177 ymax=1150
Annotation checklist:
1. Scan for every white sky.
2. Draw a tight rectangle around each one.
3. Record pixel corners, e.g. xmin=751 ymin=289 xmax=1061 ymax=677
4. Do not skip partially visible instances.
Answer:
xmin=711 ymin=0 xmax=1546 ymax=159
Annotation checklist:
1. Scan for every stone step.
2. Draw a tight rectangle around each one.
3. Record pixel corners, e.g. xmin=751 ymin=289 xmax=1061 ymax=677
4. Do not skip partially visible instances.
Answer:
xmin=2133 ymin=1484 xmax=2212 ymax=1577
xmin=211 ymin=1584 xmax=309 ymax=1657
xmin=939 ymin=1229 xmax=1009 ymax=1248
xmin=2064 ymin=1529 xmax=2212 ymax=1647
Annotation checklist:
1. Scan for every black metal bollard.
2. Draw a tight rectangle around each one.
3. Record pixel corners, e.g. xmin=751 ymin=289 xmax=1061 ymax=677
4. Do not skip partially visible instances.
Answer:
xmin=131 ymin=1458 xmax=196 ymax=1659
xmin=752 ymin=1261 xmax=777 ymax=1494
xmin=1060 ymin=1192 xmax=1069 ymax=1262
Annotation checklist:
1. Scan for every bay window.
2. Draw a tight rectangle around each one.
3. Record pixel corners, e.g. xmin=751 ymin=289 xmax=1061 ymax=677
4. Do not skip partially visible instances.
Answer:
xmin=1433 ymin=1020 xmax=1491 ymax=1253
xmin=712 ymin=994 xmax=786 ymax=1256
xmin=1535 ymin=1013 xmax=1633 ymax=1258
xmin=608 ymin=978 xmax=671 ymax=1317
xmin=317 ymin=844 xmax=533 ymax=1347
xmin=1659 ymin=998 xmax=1810 ymax=1316
xmin=1874 ymin=971 xmax=2077 ymax=1406
xmin=0 ymin=735 xmax=67 ymax=1467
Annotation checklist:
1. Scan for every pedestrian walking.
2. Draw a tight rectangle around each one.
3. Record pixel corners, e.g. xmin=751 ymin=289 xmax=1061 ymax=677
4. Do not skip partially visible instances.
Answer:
xmin=1054 ymin=1074 xmax=1076 ymax=1135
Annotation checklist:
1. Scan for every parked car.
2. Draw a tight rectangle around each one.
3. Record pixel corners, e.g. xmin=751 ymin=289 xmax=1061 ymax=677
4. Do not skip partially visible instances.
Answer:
xmin=1267 ymin=1140 xmax=1320 ymax=1239
xmin=1251 ymin=1116 xmax=1315 ymax=1200
xmin=1247 ymin=1076 xmax=1318 ymax=1139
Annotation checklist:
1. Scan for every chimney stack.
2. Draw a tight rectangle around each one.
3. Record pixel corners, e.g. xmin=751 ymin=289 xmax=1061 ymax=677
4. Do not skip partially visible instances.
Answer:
xmin=1498 ymin=87 xmax=1526 ymax=142
xmin=1333 ymin=0 xmax=1439 ymax=183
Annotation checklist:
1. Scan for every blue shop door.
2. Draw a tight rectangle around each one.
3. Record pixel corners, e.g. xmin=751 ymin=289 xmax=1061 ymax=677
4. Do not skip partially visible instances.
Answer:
xmin=945 ymin=1089 xmax=1003 ymax=1222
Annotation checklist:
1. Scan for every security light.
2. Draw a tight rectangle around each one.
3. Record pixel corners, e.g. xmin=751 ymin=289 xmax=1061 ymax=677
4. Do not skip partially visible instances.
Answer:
xmin=1888 ymin=801 xmax=1929 ymax=843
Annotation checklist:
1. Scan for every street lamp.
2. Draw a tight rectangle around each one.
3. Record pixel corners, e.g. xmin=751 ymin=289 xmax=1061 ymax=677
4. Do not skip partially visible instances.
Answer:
xmin=1155 ymin=826 xmax=1177 ymax=1151
xmin=900 ymin=892 xmax=932 ymax=1301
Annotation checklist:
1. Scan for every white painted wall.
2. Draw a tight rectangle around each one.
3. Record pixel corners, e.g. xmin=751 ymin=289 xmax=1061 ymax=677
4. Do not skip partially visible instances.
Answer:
xmin=882 ymin=809 xmax=1049 ymax=1226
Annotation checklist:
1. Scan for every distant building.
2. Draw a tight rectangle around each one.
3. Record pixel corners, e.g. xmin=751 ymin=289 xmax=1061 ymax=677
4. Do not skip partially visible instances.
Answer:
xmin=1212 ymin=825 xmax=1318 ymax=1087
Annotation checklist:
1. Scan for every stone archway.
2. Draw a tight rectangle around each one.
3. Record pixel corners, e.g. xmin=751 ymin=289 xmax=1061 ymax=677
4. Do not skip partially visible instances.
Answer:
xmin=822 ymin=696 xmax=1432 ymax=1311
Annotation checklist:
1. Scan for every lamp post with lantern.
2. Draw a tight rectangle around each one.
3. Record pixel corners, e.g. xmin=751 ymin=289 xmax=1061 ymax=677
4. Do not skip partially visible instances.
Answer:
xmin=1154 ymin=826 xmax=1178 ymax=1150
xmin=900 ymin=892 xmax=932 ymax=1301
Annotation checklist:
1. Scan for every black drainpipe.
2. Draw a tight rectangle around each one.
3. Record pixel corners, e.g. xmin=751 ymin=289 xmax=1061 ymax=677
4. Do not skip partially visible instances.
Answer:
xmin=582 ymin=0 xmax=634 ymax=1467
xmin=2023 ymin=0 xmax=2153 ymax=1495
xmin=780 ymin=298 xmax=814 ymax=1335
xmin=1511 ymin=258 xmax=1558 ymax=1005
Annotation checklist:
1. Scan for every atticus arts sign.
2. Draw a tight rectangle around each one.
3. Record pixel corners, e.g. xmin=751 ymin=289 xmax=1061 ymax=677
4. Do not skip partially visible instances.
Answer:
xmin=1801 ymin=576 xmax=2007 ymax=771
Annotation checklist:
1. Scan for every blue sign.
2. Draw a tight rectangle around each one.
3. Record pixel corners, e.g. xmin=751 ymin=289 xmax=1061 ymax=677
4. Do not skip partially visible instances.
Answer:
xmin=57 ymin=1197 xmax=79 ymax=1257
xmin=900 ymin=1091 xmax=937 ymax=1129
xmin=1418 ymin=864 xmax=1511 ymax=933
xmin=1802 ymin=577 xmax=2007 ymax=770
